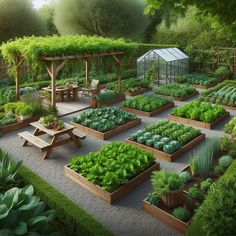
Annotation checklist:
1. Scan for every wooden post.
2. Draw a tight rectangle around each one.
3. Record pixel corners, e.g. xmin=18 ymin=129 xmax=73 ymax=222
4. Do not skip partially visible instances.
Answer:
xmin=85 ymin=59 xmax=89 ymax=84
xmin=118 ymin=58 xmax=123 ymax=95
xmin=16 ymin=64 xmax=20 ymax=100
xmin=51 ymin=61 xmax=57 ymax=107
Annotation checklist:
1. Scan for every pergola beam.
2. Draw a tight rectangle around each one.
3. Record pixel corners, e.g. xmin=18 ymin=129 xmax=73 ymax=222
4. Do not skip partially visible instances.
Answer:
xmin=113 ymin=55 xmax=123 ymax=95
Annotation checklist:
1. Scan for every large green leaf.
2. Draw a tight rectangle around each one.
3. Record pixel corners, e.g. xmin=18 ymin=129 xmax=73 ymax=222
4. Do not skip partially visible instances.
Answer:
xmin=14 ymin=221 xmax=27 ymax=235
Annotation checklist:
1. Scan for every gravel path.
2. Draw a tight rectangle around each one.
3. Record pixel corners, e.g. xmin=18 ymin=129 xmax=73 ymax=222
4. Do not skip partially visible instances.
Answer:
xmin=0 ymin=93 xmax=235 ymax=236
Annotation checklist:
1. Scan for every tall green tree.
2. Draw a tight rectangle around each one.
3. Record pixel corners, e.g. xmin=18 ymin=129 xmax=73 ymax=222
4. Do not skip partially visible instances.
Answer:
xmin=0 ymin=0 xmax=46 ymax=43
xmin=54 ymin=0 xmax=149 ymax=40
xmin=38 ymin=5 xmax=58 ymax=35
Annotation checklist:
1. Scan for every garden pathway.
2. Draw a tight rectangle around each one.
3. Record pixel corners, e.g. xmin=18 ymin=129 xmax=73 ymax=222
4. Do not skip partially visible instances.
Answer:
xmin=1 ymin=91 xmax=235 ymax=236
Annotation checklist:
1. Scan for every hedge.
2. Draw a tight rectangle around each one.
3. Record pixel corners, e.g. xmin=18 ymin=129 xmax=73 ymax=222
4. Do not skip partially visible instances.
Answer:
xmin=187 ymin=159 xmax=236 ymax=236
xmin=18 ymin=165 xmax=114 ymax=236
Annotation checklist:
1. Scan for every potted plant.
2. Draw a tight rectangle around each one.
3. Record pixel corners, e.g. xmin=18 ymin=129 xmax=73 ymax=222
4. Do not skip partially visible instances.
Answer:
xmin=151 ymin=170 xmax=184 ymax=208
xmin=91 ymin=96 xmax=98 ymax=108
xmin=54 ymin=120 xmax=65 ymax=131
xmin=214 ymin=66 xmax=231 ymax=81
xmin=39 ymin=115 xmax=55 ymax=129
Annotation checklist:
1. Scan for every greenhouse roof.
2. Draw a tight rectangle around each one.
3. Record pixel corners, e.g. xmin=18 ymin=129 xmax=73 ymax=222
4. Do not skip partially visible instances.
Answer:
xmin=137 ymin=47 xmax=188 ymax=63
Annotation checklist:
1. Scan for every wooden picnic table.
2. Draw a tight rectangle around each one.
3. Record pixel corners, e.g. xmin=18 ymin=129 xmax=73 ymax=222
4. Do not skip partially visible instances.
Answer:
xmin=18 ymin=121 xmax=86 ymax=159
xmin=42 ymin=85 xmax=80 ymax=102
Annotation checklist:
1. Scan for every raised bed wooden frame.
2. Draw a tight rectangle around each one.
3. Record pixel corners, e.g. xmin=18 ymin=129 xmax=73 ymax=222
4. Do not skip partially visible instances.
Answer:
xmin=143 ymin=197 xmax=191 ymax=234
xmin=156 ymin=91 xmax=199 ymax=101
xmin=126 ymin=133 xmax=205 ymax=162
xmin=0 ymin=116 xmax=39 ymax=134
xmin=65 ymin=162 xmax=160 ymax=204
xmin=121 ymin=102 xmax=174 ymax=117
xmin=72 ymin=118 xmax=141 ymax=140
xmin=98 ymin=94 xmax=126 ymax=107
xmin=125 ymin=87 xmax=151 ymax=96
xmin=192 ymin=83 xmax=217 ymax=89
xmin=168 ymin=112 xmax=230 ymax=129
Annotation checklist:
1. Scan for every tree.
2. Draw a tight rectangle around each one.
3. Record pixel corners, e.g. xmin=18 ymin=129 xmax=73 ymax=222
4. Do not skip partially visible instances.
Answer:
xmin=54 ymin=0 xmax=149 ymax=40
xmin=145 ymin=0 xmax=236 ymax=26
xmin=38 ymin=4 xmax=58 ymax=35
xmin=0 ymin=0 xmax=46 ymax=43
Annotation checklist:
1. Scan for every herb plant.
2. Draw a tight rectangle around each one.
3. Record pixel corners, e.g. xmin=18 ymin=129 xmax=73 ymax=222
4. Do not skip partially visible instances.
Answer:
xmin=173 ymin=207 xmax=191 ymax=222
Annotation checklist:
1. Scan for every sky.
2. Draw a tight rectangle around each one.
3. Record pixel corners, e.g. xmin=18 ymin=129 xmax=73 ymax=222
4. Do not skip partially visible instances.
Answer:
xmin=33 ymin=0 xmax=55 ymax=9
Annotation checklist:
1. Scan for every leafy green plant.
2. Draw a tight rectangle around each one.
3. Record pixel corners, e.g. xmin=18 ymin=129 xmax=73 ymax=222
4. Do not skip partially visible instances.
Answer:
xmin=219 ymin=155 xmax=233 ymax=168
xmin=69 ymin=142 xmax=155 ymax=192
xmin=200 ymin=178 xmax=213 ymax=192
xmin=177 ymin=74 xmax=218 ymax=86
xmin=0 ymin=112 xmax=17 ymax=127
xmin=172 ymin=207 xmax=191 ymax=222
xmin=0 ymin=149 xmax=22 ymax=192
xmin=73 ymin=107 xmax=136 ymax=132
xmin=96 ymin=91 xmax=119 ymax=104
xmin=188 ymin=186 xmax=205 ymax=202
xmin=199 ymin=80 xmax=236 ymax=108
xmin=123 ymin=95 xmax=171 ymax=112
xmin=220 ymin=136 xmax=234 ymax=151
xmin=0 ymin=185 xmax=59 ymax=236
xmin=151 ymin=170 xmax=184 ymax=198
xmin=154 ymin=83 xmax=197 ymax=98
xmin=147 ymin=192 xmax=159 ymax=206
xmin=172 ymin=101 xmax=226 ymax=123
xmin=178 ymin=171 xmax=192 ymax=183
xmin=228 ymin=150 xmax=236 ymax=159
xmin=214 ymin=165 xmax=225 ymax=176
xmin=224 ymin=117 xmax=236 ymax=137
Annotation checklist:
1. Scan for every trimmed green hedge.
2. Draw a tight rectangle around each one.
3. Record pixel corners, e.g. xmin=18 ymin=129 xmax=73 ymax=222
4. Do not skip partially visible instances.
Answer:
xmin=19 ymin=166 xmax=113 ymax=236
xmin=187 ymin=159 xmax=236 ymax=236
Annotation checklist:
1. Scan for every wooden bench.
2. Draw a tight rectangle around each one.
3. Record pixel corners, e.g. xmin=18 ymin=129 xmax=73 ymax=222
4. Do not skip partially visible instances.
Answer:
xmin=18 ymin=131 xmax=50 ymax=152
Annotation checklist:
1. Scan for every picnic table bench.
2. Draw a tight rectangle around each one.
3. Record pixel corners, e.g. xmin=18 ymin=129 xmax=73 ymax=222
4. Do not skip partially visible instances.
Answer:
xmin=18 ymin=121 xmax=86 ymax=159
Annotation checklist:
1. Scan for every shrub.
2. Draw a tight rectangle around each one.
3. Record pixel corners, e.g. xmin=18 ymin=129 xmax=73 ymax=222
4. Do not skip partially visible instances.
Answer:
xmin=219 ymin=155 xmax=233 ymax=168
xmin=173 ymin=207 xmax=191 ymax=222
xmin=178 ymin=171 xmax=192 ymax=183
xmin=214 ymin=66 xmax=231 ymax=78
xmin=200 ymin=178 xmax=213 ymax=192
xmin=188 ymin=186 xmax=205 ymax=202
xmin=228 ymin=149 xmax=236 ymax=159
xmin=214 ymin=165 xmax=225 ymax=176
xmin=187 ymin=160 xmax=236 ymax=236
xmin=220 ymin=136 xmax=234 ymax=151
xmin=151 ymin=170 xmax=184 ymax=197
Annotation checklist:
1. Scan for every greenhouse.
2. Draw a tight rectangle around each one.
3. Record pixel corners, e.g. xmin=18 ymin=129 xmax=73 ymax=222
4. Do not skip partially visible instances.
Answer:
xmin=137 ymin=48 xmax=189 ymax=84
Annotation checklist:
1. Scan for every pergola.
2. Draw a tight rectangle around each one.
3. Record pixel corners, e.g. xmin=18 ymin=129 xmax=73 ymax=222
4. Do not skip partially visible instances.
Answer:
xmin=2 ymin=36 xmax=137 ymax=107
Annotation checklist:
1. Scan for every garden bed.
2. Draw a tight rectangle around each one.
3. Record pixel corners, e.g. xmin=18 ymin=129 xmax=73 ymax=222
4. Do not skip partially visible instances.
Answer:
xmin=125 ymin=87 xmax=151 ymax=96
xmin=168 ymin=112 xmax=230 ymax=129
xmin=0 ymin=115 xmax=39 ymax=134
xmin=192 ymin=83 xmax=217 ymax=89
xmin=65 ymin=142 xmax=159 ymax=204
xmin=72 ymin=118 xmax=141 ymax=140
xmin=99 ymin=94 xmax=126 ymax=106
xmin=65 ymin=162 xmax=159 ymax=204
xmin=122 ymin=102 xmax=174 ymax=117
xmin=127 ymin=133 xmax=205 ymax=162
xmin=143 ymin=195 xmax=190 ymax=234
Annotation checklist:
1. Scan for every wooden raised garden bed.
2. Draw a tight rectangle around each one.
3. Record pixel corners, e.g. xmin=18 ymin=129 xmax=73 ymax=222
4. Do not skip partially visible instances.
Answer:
xmin=168 ymin=112 xmax=230 ymax=130
xmin=192 ymin=83 xmax=217 ymax=89
xmin=126 ymin=133 xmax=205 ymax=162
xmin=143 ymin=194 xmax=191 ymax=234
xmin=65 ymin=162 xmax=160 ymax=204
xmin=121 ymin=102 xmax=174 ymax=117
xmin=223 ymin=105 xmax=236 ymax=111
xmin=72 ymin=118 xmax=141 ymax=140
xmin=0 ymin=116 xmax=39 ymax=134
xmin=99 ymin=94 xmax=126 ymax=107
xmin=157 ymin=91 xmax=199 ymax=102
xmin=125 ymin=88 xmax=151 ymax=96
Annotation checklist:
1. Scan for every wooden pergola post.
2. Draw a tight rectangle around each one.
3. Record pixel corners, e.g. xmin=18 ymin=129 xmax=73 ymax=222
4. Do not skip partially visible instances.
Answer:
xmin=51 ymin=61 xmax=57 ymax=107
xmin=85 ymin=58 xmax=89 ymax=84
xmin=15 ymin=57 xmax=24 ymax=100
xmin=113 ymin=55 xmax=123 ymax=95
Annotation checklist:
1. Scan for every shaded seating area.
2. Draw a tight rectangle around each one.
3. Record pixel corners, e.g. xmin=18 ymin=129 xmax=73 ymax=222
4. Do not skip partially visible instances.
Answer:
xmin=80 ymin=79 xmax=100 ymax=98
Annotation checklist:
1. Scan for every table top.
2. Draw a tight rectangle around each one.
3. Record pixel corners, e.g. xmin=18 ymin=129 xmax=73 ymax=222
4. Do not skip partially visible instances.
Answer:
xmin=42 ymin=85 xmax=79 ymax=92
xmin=30 ymin=121 xmax=75 ymax=136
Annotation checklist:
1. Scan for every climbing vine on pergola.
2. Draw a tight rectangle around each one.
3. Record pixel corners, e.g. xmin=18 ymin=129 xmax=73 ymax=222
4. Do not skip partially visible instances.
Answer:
xmin=1 ymin=35 xmax=138 ymax=106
